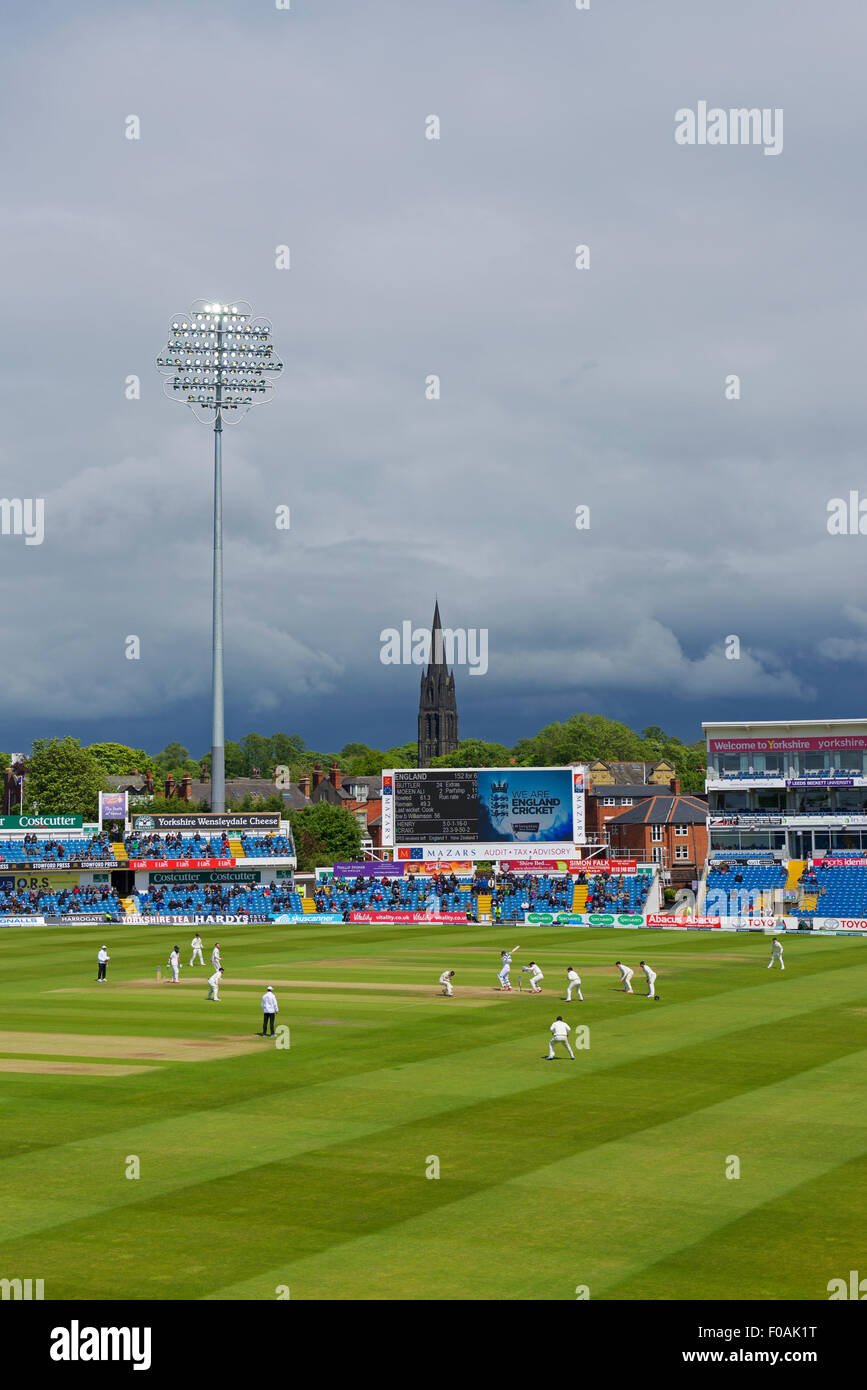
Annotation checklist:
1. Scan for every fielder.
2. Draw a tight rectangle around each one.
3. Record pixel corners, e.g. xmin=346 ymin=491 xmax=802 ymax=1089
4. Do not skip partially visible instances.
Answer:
xmin=616 ymin=960 xmax=634 ymax=994
xmin=168 ymin=946 xmax=181 ymax=983
xmin=522 ymin=961 xmax=544 ymax=993
xmin=207 ymin=966 xmax=223 ymax=1000
xmin=565 ymin=967 xmax=583 ymax=1002
xmin=545 ymin=1016 xmax=575 ymax=1060
xmin=768 ymin=936 xmax=785 ymax=970
xmin=211 ymin=942 xmax=222 ymax=971
xmin=498 ymin=945 xmax=520 ymax=991
xmin=96 ymin=945 xmax=110 ymax=983
xmin=190 ymin=934 xmax=204 ymax=966
xmin=439 ymin=969 xmax=455 ymax=997
xmin=640 ymin=960 xmax=657 ymax=997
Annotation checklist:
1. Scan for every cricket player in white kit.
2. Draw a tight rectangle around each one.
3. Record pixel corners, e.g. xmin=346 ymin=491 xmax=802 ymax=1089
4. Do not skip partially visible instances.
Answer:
xmin=261 ymin=986 xmax=279 ymax=1035
xmin=211 ymin=943 xmax=222 ymax=971
xmin=768 ymin=937 xmax=785 ymax=970
xmin=522 ymin=961 xmax=544 ymax=993
xmin=546 ymin=1016 xmax=575 ymax=1060
xmin=439 ymin=969 xmax=455 ymax=997
xmin=190 ymin=934 xmax=204 ymax=966
xmin=565 ymin=967 xmax=583 ymax=1002
xmin=168 ymin=946 xmax=181 ymax=983
xmin=640 ymin=960 xmax=657 ymax=997
xmin=616 ymin=961 xmax=634 ymax=993
xmin=498 ymin=946 xmax=520 ymax=991
xmin=96 ymin=945 xmax=110 ymax=983
xmin=207 ymin=967 xmax=223 ymax=1000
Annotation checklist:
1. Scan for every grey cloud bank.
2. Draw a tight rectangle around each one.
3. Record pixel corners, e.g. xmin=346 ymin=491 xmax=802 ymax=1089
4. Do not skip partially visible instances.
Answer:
xmin=1 ymin=0 xmax=865 ymax=756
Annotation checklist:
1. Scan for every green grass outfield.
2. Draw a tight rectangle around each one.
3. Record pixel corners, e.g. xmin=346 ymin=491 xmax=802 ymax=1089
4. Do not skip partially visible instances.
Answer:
xmin=0 ymin=922 xmax=865 ymax=1301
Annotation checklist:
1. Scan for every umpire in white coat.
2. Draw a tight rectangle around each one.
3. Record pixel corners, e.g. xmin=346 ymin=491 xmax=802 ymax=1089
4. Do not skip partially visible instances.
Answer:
xmin=261 ymin=986 xmax=279 ymax=1036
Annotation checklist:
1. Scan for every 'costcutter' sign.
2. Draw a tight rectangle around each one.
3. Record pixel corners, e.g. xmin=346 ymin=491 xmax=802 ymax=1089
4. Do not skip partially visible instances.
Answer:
xmin=0 ymin=815 xmax=84 ymax=829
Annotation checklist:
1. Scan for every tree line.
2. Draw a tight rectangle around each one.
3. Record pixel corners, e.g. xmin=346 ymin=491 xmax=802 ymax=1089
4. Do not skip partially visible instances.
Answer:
xmin=3 ymin=714 xmax=705 ymax=798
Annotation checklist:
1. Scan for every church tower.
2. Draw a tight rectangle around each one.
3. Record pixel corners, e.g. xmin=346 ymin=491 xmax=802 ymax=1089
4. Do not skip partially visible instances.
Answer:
xmin=417 ymin=600 xmax=459 ymax=766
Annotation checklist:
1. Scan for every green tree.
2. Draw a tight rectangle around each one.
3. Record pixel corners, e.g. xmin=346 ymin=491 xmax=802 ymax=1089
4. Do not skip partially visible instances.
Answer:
xmin=150 ymin=742 xmax=203 ymax=781
xmin=240 ymin=732 xmax=271 ymax=776
xmin=382 ymin=742 xmax=418 ymax=769
xmin=24 ymin=737 xmax=107 ymax=820
xmin=131 ymin=795 xmax=210 ymax=815
xmin=270 ymin=732 xmax=306 ymax=772
xmin=430 ymin=739 xmax=513 ymax=768
xmin=287 ymin=802 xmax=362 ymax=871
xmin=157 ymin=741 xmax=189 ymax=764
xmin=223 ymin=740 xmax=246 ymax=779
xmin=86 ymin=742 xmax=154 ymax=774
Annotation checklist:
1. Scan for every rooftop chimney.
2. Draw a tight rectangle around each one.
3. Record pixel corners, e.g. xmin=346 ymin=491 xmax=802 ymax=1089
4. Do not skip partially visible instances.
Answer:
xmin=330 ymin=761 xmax=342 ymax=790
xmin=145 ymin=769 xmax=154 ymax=794
xmin=670 ymin=777 xmax=680 ymax=795
xmin=181 ymin=773 xmax=193 ymax=803
xmin=165 ymin=773 xmax=175 ymax=800
xmin=312 ymin=762 xmax=323 ymax=791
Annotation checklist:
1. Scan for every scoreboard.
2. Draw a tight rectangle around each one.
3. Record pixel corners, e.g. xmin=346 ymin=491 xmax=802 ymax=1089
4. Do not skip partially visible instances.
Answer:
xmin=382 ymin=767 xmax=585 ymax=858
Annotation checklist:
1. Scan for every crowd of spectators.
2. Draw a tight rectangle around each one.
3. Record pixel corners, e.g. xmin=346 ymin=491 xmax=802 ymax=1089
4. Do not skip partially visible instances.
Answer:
xmin=125 ymin=831 xmax=232 ymax=859
xmin=135 ymin=880 xmax=301 ymax=915
xmin=240 ymin=834 xmax=295 ymax=857
xmin=124 ymin=831 xmax=295 ymax=860
xmin=0 ymin=885 xmax=121 ymax=916
xmin=584 ymin=871 xmax=650 ymax=913
xmin=0 ymin=834 xmax=114 ymax=862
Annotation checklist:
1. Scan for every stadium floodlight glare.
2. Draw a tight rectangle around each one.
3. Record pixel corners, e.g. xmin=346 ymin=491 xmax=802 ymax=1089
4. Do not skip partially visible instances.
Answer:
xmin=156 ymin=299 xmax=283 ymax=814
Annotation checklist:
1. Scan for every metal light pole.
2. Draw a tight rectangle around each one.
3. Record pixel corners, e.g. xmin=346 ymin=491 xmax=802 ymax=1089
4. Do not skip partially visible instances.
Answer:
xmin=156 ymin=301 xmax=283 ymax=813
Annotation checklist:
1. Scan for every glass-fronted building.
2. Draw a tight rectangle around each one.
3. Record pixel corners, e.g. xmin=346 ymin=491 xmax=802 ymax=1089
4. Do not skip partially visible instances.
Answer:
xmin=703 ymin=719 xmax=867 ymax=859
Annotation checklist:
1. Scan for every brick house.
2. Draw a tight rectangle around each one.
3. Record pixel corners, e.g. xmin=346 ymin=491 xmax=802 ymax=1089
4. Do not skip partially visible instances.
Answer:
xmin=603 ymin=792 xmax=708 ymax=886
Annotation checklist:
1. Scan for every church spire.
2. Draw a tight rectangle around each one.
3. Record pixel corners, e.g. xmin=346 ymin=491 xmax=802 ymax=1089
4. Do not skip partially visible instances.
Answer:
xmin=417 ymin=599 xmax=459 ymax=766
xmin=429 ymin=597 xmax=446 ymax=670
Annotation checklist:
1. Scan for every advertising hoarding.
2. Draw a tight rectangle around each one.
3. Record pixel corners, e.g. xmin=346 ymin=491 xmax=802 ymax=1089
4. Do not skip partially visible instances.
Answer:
xmin=382 ymin=767 xmax=584 ymax=849
xmin=128 ymin=858 xmax=236 ymax=871
xmin=0 ymin=858 xmax=114 ymax=871
xmin=349 ymin=911 xmax=467 ymax=923
xmin=130 ymin=812 xmax=282 ymax=832
xmin=99 ymin=791 xmax=128 ymax=826
xmin=709 ymin=736 xmax=867 ymax=753
xmin=332 ymin=862 xmax=405 ymax=877
xmin=0 ymin=815 xmax=84 ymax=829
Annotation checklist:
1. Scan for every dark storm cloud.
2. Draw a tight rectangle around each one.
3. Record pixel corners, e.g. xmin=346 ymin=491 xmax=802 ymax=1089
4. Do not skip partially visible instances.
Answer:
xmin=1 ymin=0 xmax=865 ymax=756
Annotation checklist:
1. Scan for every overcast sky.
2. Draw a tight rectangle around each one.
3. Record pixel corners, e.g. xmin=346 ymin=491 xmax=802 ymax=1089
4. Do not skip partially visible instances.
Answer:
xmin=2 ymin=0 xmax=865 ymax=760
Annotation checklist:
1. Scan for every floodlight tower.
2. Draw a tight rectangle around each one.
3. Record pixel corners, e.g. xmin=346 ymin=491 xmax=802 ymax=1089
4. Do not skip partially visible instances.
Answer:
xmin=156 ymin=301 xmax=283 ymax=813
